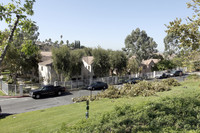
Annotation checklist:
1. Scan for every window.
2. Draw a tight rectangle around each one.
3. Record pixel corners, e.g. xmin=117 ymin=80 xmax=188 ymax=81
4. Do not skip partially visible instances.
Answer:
xmin=88 ymin=66 xmax=90 ymax=71
xmin=41 ymin=66 xmax=43 ymax=71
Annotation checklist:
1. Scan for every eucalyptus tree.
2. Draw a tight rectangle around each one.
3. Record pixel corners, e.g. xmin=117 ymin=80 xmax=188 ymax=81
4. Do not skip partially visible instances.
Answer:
xmin=124 ymin=28 xmax=158 ymax=62
xmin=163 ymin=33 xmax=180 ymax=58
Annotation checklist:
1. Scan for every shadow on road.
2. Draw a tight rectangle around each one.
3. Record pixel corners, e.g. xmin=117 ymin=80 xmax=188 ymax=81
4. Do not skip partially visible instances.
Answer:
xmin=33 ymin=92 xmax=73 ymax=100
xmin=0 ymin=113 xmax=14 ymax=119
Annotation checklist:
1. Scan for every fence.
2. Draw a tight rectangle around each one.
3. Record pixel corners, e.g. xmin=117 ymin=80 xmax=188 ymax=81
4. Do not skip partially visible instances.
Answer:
xmin=0 ymin=80 xmax=41 ymax=96
xmin=57 ymin=67 xmax=187 ymax=90
xmin=0 ymin=67 xmax=188 ymax=96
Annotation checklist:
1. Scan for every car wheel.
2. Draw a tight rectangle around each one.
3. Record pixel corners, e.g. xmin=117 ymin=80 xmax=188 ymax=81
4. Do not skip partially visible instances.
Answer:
xmin=58 ymin=91 xmax=62 ymax=96
xmin=35 ymin=94 xmax=40 ymax=99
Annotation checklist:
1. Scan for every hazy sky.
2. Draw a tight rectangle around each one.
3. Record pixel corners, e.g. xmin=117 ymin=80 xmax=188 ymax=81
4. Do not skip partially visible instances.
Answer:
xmin=0 ymin=0 xmax=194 ymax=52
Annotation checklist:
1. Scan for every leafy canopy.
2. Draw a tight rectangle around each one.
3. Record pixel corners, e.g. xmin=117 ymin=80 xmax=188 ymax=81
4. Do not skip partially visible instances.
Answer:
xmin=166 ymin=0 xmax=200 ymax=50
xmin=0 ymin=0 xmax=35 ymax=23
xmin=109 ymin=50 xmax=127 ymax=75
xmin=124 ymin=28 xmax=158 ymax=62
xmin=92 ymin=47 xmax=110 ymax=77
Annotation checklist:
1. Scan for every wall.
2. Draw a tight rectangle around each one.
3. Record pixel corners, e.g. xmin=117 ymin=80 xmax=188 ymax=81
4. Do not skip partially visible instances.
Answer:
xmin=38 ymin=65 xmax=51 ymax=85
xmin=82 ymin=60 xmax=94 ymax=80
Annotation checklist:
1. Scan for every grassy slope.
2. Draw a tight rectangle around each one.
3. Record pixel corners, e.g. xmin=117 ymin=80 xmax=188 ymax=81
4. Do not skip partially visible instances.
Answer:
xmin=0 ymin=79 xmax=199 ymax=133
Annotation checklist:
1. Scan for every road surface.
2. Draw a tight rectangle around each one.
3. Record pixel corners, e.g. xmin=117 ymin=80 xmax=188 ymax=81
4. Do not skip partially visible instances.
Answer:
xmin=0 ymin=89 xmax=100 ymax=114
xmin=0 ymin=75 xmax=188 ymax=115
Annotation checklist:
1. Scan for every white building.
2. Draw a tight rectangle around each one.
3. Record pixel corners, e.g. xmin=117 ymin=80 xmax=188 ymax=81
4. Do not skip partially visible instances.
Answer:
xmin=38 ymin=52 xmax=58 ymax=85
xmin=38 ymin=52 xmax=95 ymax=85
xmin=81 ymin=56 xmax=94 ymax=82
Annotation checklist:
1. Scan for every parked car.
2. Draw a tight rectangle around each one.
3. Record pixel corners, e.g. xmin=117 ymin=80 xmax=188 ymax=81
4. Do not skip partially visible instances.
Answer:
xmin=29 ymin=85 xmax=68 ymax=99
xmin=169 ymin=70 xmax=183 ymax=77
xmin=87 ymin=81 xmax=108 ymax=90
xmin=155 ymin=72 xmax=169 ymax=79
xmin=124 ymin=78 xmax=142 ymax=84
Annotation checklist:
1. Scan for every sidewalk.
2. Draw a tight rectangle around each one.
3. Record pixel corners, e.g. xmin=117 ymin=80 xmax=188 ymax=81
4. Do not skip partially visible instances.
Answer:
xmin=187 ymin=71 xmax=200 ymax=75
xmin=0 ymin=94 xmax=29 ymax=98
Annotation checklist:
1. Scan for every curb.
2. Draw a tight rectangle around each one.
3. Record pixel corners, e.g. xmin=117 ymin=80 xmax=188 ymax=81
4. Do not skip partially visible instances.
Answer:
xmin=0 ymin=95 xmax=29 ymax=98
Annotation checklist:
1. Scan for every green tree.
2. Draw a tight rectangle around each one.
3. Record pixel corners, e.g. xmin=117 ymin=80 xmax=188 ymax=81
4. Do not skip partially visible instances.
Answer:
xmin=69 ymin=49 xmax=85 ymax=79
xmin=83 ymin=47 xmax=93 ymax=56
xmin=164 ymin=33 xmax=180 ymax=58
xmin=127 ymin=57 xmax=139 ymax=74
xmin=60 ymin=40 xmax=64 ymax=45
xmin=109 ymin=50 xmax=127 ymax=76
xmin=166 ymin=0 xmax=200 ymax=70
xmin=0 ymin=0 xmax=36 ymax=67
xmin=92 ymin=47 xmax=110 ymax=77
xmin=152 ymin=59 xmax=175 ymax=71
xmin=124 ymin=28 xmax=158 ymax=62
xmin=52 ymin=46 xmax=71 ymax=78
xmin=166 ymin=0 xmax=200 ymax=50
xmin=2 ymin=20 xmax=40 ymax=82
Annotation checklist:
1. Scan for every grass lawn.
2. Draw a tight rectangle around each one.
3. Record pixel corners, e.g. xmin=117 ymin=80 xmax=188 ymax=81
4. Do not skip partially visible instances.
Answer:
xmin=0 ymin=79 xmax=200 ymax=133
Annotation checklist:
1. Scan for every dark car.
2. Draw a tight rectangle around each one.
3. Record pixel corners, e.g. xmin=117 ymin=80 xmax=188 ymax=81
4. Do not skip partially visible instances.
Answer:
xmin=29 ymin=85 xmax=67 ymax=99
xmin=88 ymin=81 xmax=108 ymax=90
xmin=169 ymin=70 xmax=183 ymax=77
xmin=155 ymin=72 xmax=169 ymax=79
xmin=124 ymin=78 xmax=142 ymax=84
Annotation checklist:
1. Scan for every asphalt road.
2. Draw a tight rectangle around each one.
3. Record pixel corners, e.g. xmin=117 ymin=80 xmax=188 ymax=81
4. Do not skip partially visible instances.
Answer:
xmin=0 ymin=75 xmax=189 ymax=115
xmin=0 ymin=89 xmax=100 ymax=115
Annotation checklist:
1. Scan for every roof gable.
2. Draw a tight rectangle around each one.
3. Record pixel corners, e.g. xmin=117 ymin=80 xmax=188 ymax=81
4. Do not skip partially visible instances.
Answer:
xmin=82 ymin=56 xmax=94 ymax=65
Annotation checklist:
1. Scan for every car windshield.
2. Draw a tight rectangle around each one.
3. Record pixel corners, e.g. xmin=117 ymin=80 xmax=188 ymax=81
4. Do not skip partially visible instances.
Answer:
xmin=171 ymin=70 xmax=176 ymax=74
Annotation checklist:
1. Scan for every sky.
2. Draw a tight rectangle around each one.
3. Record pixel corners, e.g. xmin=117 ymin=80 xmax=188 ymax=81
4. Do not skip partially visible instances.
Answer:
xmin=0 ymin=0 xmax=194 ymax=52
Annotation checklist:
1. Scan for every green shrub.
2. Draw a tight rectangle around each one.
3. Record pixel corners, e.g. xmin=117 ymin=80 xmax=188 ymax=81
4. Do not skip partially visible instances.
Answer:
xmin=24 ymin=81 xmax=32 ymax=84
xmin=129 ymin=81 xmax=170 ymax=97
xmin=7 ymin=78 xmax=13 ymax=84
xmin=61 ymin=96 xmax=200 ymax=132
xmin=97 ymin=85 xmax=121 ymax=99
xmin=1 ymin=71 xmax=10 ymax=75
xmin=73 ymin=86 xmax=121 ymax=102
xmin=161 ymin=78 xmax=181 ymax=86
xmin=187 ymin=74 xmax=200 ymax=80
xmin=119 ymin=83 xmax=133 ymax=95
xmin=72 ymin=81 xmax=171 ymax=102
xmin=72 ymin=96 xmax=90 ymax=103
xmin=2 ymin=75 xmax=7 ymax=81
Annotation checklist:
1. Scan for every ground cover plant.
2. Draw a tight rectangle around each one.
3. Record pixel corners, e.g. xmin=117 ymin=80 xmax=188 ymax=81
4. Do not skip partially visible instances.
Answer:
xmin=73 ymin=78 xmax=180 ymax=102
xmin=61 ymin=96 xmax=200 ymax=133
xmin=186 ymin=74 xmax=200 ymax=80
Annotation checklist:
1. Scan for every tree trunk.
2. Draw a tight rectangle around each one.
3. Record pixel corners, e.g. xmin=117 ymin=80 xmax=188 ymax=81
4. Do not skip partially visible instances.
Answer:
xmin=0 ymin=15 xmax=20 ymax=67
